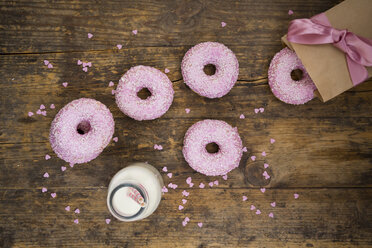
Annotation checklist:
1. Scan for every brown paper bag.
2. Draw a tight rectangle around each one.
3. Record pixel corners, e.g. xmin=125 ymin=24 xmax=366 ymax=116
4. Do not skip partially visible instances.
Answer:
xmin=282 ymin=0 xmax=372 ymax=102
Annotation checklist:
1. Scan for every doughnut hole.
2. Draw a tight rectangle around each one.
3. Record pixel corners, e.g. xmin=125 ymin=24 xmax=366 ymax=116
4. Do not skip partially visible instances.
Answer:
xmin=290 ymin=69 xmax=304 ymax=81
xmin=76 ymin=120 xmax=91 ymax=135
xmin=203 ymin=64 xmax=216 ymax=76
xmin=206 ymin=142 xmax=219 ymax=154
xmin=137 ymin=88 xmax=152 ymax=100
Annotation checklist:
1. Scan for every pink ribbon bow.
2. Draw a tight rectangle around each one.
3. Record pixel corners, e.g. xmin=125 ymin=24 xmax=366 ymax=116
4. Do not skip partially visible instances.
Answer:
xmin=287 ymin=13 xmax=372 ymax=85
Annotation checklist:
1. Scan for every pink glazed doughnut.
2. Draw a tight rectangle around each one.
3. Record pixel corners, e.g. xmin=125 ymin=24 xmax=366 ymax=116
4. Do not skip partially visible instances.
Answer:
xmin=115 ymin=65 xmax=174 ymax=121
xmin=49 ymin=98 xmax=114 ymax=164
xmin=181 ymin=42 xmax=239 ymax=98
xmin=268 ymin=47 xmax=317 ymax=105
xmin=182 ymin=119 xmax=243 ymax=176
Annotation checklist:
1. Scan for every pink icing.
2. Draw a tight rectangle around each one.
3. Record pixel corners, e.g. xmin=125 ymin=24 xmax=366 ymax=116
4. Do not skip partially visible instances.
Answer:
xmin=181 ymin=42 xmax=239 ymax=98
xmin=115 ymin=65 xmax=174 ymax=121
xmin=268 ymin=48 xmax=317 ymax=105
xmin=182 ymin=119 xmax=243 ymax=176
xmin=49 ymin=98 xmax=114 ymax=164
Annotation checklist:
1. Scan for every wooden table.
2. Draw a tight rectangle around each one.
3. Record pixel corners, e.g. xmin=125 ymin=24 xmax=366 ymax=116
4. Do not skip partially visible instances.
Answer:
xmin=1 ymin=0 xmax=371 ymax=247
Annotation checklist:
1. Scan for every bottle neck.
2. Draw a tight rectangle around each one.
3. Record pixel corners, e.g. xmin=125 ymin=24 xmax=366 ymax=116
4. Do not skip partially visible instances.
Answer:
xmin=108 ymin=182 xmax=148 ymax=220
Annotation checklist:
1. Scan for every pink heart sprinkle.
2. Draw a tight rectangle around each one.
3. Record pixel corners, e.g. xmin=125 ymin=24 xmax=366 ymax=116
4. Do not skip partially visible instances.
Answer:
xmin=264 ymin=163 xmax=269 ymax=168
xmin=157 ymin=145 xmax=163 ymax=150
xmin=36 ymin=109 xmax=42 ymax=115
xmin=75 ymin=208 xmax=80 ymax=214
xmin=164 ymin=68 xmax=170 ymax=73
xmin=61 ymin=166 xmax=66 ymax=172
xmin=259 ymin=107 xmax=264 ymax=113
xmin=250 ymin=205 xmax=256 ymax=210
xmin=198 ymin=222 xmax=203 ymax=228
xmin=62 ymin=82 xmax=68 ymax=87
xmin=182 ymin=199 xmax=187 ymax=204
xmin=65 ymin=206 xmax=70 ymax=211
xmin=188 ymin=182 xmax=194 ymax=188
xmin=132 ymin=29 xmax=138 ymax=35
xmin=69 ymin=163 xmax=74 ymax=168
xmin=50 ymin=104 xmax=55 ymax=109
xmin=242 ymin=196 xmax=248 ymax=201
xmin=45 ymin=154 xmax=51 ymax=160
xmin=255 ymin=209 xmax=261 ymax=215
xmin=262 ymin=151 xmax=266 ymax=157
xmin=161 ymin=186 xmax=168 ymax=193
xmin=208 ymin=182 xmax=214 ymax=187
xmin=294 ymin=193 xmax=299 ymax=199
xmin=108 ymin=81 xmax=114 ymax=87
xmin=43 ymin=172 xmax=49 ymax=178
xmin=254 ymin=108 xmax=259 ymax=114
xmin=105 ymin=219 xmax=111 ymax=224
xmin=77 ymin=60 xmax=82 ymax=65
xmin=186 ymin=177 xmax=192 ymax=184
xmin=167 ymin=173 xmax=173 ymax=178
xmin=41 ymin=110 xmax=47 ymax=116
xmin=171 ymin=184 xmax=178 ymax=189
xmin=111 ymin=89 xmax=116 ymax=95
xmin=83 ymin=62 xmax=88 ymax=67
xmin=262 ymin=171 xmax=270 ymax=179
xmin=221 ymin=21 xmax=226 ymax=27
xmin=214 ymin=180 xmax=219 ymax=186
xmin=47 ymin=63 xmax=53 ymax=69
xmin=162 ymin=167 xmax=168 ymax=172
xmin=117 ymin=44 xmax=122 ymax=49
xmin=40 ymin=104 xmax=45 ymax=110
xmin=87 ymin=62 xmax=92 ymax=67
xmin=182 ymin=221 xmax=187 ymax=227
xmin=87 ymin=33 xmax=93 ymax=39
xmin=270 ymin=138 xmax=276 ymax=144
xmin=185 ymin=108 xmax=190 ymax=114
xmin=271 ymin=202 xmax=276 ymax=207
xmin=222 ymin=175 xmax=228 ymax=180
xmin=242 ymin=147 xmax=248 ymax=152
xmin=28 ymin=112 xmax=34 ymax=117
xmin=74 ymin=219 xmax=79 ymax=224
xmin=44 ymin=60 xmax=49 ymax=65
xmin=269 ymin=212 xmax=274 ymax=218
xmin=82 ymin=67 xmax=88 ymax=72
xmin=251 ymin=156 xmax=256 ymax=161
xmin=199 ymin=183 xmax=205 ymax=188
xmin=113 ymin=137 xmax=118 ymax=142
xmin=182 ymin=190 xmax=189 ymax=197
xmin=51 ymin=193 xmax=56 ymax=198
xmin=42 ymin=187 xmax=47 ymax=193
xmin=178 ymin=205 xmax=184 ymax=210
xmin=239 ymin=114 xmax=245 ymax=119
xmin=288 ymin=10 xmax=294 ymax=15
xmin=260 ymin=188 xmax=266 ymax=193
xmin=184 ymin=217 xmax=190 ymax=222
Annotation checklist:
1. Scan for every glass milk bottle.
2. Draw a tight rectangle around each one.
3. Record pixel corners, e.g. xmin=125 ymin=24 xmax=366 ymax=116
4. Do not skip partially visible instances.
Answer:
xmin=107 ymin=162 xmax=164 ymax=222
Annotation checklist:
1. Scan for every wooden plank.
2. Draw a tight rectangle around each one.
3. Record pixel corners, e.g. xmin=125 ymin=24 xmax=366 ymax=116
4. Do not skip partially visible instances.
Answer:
xmin=0 ymin=188 xmax=371 ymax=247
xmin=1 ymin=116 xmax=371 ymax=189
xmin=0 ymin=0 xmax=341 ymax=53
xmin=0 ymin=48 xmax=371 ymax=117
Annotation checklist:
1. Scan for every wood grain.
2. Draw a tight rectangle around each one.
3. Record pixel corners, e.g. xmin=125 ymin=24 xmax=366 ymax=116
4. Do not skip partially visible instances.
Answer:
xmin=0 ymin=0 xmax=341 ymax=53
xmin=1 ymin=188 xmax=371 ymax=247
xmin=0 ymin=0 xmax=371 ymax=247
